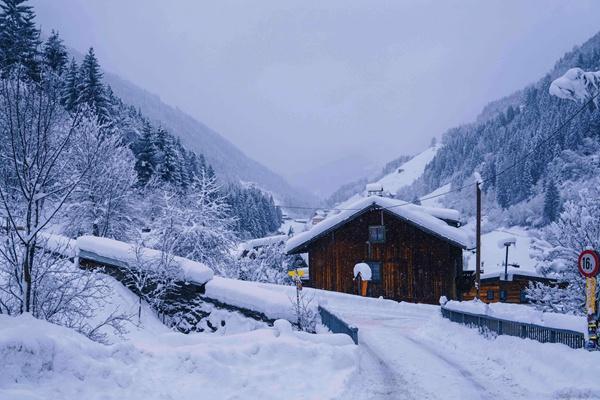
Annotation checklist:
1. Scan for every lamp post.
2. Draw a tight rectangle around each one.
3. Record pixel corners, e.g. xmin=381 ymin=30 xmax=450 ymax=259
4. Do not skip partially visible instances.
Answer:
xmin=502 ymin=238 xmax=517 ymax=281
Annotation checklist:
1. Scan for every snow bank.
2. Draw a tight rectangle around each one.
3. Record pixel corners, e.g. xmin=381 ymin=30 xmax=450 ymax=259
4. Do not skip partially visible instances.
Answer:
xmin=286 ymin=195 xmax=469 ymax=253
xmin=0 ymin=313 xmax=357 ymax=400
xmin=38 ymin=232 xmax=76 ymax=257
xmin=76 ymin=236 xmax=214 ymax=285
xmin=444 ymin=300 xmax=586 ymax=333
xmin=205 ymin=277 xmax=299 ymax=320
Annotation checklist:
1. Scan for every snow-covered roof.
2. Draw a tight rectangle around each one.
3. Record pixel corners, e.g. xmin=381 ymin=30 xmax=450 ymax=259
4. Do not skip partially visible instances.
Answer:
xmin=366 ymin=182 xmax=383 ymax=192
xmin=76 ymin=236 xmax=214 ymax=285
xmin=480 ymin=268 xmax=549 ymax=281
xmin=286 ymin=196 xmax=469 ymax=254
xmin=240 ymin=235 xmax=287 ymax=251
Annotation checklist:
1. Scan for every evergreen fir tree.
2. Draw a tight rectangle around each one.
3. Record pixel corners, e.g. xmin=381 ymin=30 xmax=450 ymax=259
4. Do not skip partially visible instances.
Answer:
xmin=134 ymin=122 xmax=158 ymax=185
xmin=61 ymin=58 xmax=80 ymax=111
xmin=0 ymin=0 xmax=41 ymax=80
xmin=543 ymin=180 xmax=561 ymax=223
xmin=78 ymin=47 xmax=109 ymax=121
xmin=42 ymin=30 xmax=67 ymax=74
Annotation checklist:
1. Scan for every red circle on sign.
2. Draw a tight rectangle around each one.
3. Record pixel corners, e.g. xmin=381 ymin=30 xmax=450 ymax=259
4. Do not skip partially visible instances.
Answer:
xmin=578 ymin=250 xmax=600 ymax=278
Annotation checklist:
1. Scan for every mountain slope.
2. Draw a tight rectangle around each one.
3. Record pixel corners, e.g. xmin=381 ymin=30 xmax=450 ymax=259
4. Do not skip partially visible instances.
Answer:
xmin=103 ymin=72 xmax=316 ymax=208
xmin=400 ymin=30 xmax=600 ymax=222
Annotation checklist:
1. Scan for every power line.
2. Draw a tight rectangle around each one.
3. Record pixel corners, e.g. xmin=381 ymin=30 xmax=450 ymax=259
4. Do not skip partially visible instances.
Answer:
xmin=278 ymin=90 xmax=599 ymax=214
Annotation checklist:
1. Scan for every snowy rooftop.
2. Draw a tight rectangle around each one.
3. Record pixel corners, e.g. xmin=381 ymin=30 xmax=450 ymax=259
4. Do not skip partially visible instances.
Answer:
xmin=239 ymin=235 xmax=288 ymax=252
xmin=76 ymin=236 xmax=214 ymax=285
xmin=286 ymin=196 xmax=469 ymax=254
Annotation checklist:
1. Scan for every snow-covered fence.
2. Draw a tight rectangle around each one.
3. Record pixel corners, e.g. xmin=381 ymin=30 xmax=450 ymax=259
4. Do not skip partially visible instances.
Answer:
xmin=319 ymin=306 xmax=358 ymax=345
xmin=441 ymin=307 xmax=585 ymax=349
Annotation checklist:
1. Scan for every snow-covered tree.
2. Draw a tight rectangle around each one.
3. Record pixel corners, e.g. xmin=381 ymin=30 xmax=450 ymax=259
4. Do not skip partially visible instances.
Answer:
xmin=63 ymin=130 xmax=138 ymax=240
xmin=238 ymin=241 xmax=294 ymax=284
xmin=78 ymin=47 xmax=109 ymax=121
xmin=61 ymin=57 xmax=79 ymax=111
xmin=152 ymin=171 xmax=238 ymax=277
xmin=0 ymin=0 xmax=40 ymax=80
xmin=528 ymin=185 xmax=600 ymax=314
xmin=0 ymin=69 xmax=99 ymax=313
xmin=121 ymin=242 xmax=182 ymax=323
xmin=42 ymin=30 xmax=67 ymax=75
xmin=543 ymin=180 xmax=561 ymax=224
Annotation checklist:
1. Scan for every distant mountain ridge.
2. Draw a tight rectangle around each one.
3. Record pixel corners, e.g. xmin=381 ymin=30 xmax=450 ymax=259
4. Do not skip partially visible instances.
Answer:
xmin=101 ymin=72 xmax=316 ymax=210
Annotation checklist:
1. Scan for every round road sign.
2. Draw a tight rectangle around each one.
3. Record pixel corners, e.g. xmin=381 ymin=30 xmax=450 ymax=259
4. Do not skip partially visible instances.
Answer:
xmin=578 ymin=250 xmax=600 ymax=278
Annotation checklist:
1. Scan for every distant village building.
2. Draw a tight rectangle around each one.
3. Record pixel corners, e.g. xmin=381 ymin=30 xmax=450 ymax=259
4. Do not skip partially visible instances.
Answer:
xmin=286 ymin=195 xmax=469 ymax=304
xmin=237 ymin=234 xmax=288 ymax=259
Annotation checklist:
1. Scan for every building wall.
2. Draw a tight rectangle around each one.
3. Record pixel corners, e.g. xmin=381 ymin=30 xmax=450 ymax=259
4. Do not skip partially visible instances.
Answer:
xmin=307 ymin=208 xmax=462 ymax=304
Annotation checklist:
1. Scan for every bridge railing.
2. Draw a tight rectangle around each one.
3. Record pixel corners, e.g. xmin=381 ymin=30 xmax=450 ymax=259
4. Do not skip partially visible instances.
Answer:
xmin=441 ymin=306 xmax=585 ymax=349
xmin=319 ymin=305 xmax=358 ymax=345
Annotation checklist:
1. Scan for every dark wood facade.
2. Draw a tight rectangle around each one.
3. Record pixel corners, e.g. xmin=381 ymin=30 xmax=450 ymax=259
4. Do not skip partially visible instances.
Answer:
xmin=462 ymin=274 xmax=559 ymax=304
xmin=291 ymin=207 xmax=464 ymax=304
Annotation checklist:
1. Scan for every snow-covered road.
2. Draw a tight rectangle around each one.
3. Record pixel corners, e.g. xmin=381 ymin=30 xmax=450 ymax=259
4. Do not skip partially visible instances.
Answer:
xmin=327 ymin=299 xmax=600 ymax=400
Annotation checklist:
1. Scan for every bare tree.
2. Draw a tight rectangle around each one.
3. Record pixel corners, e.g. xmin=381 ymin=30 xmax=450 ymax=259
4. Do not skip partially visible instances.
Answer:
xmin=0 ymin=67 xmax=100 ymax=313
xmin=122 ymin=241 xmax=182 ymax=324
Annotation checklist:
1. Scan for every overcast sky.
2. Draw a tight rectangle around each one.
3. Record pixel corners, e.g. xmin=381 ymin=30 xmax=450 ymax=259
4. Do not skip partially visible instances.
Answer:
xmin=32 ymin=0 xmax=600 ymax=183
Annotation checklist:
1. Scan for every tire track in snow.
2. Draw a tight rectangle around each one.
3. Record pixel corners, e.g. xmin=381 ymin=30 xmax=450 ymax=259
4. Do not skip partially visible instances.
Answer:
xmin=402 ymin=336 xmax=494 ymax=400
xmin=341 ymin=341 xmax=414 ymax=400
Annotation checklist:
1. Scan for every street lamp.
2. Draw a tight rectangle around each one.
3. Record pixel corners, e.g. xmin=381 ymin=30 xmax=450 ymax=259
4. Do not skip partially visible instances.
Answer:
xmin=501 ymin=237 xmax=517 ymax=281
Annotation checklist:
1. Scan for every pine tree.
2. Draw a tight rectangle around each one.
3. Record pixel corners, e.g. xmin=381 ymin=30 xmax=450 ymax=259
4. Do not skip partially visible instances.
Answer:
xmin=0 ymin=0 xmax=41 ymax=79
xmin=78 ymin=47 xmax=109 ymax=121
xmin=543 ymin=180 xmax=560 ymax=223
xmin=61 ymin=58 xmax=80 ymax=111
xmin=134 ymin=122 xmax=158 ymax=185
xmin=42 ymin=30 xmax=67 ymax=74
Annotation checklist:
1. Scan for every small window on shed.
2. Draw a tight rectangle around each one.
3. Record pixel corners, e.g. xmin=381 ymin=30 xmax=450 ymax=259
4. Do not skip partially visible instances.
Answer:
xmin=486 ymin=290 xmax=494 ymax=300
xmin=499 ymin=290 xmax=507 ymax=302
xmin=369 ymin=226 xmax=386 ymax=243
xmin=367 ymin=262 xmax=382 ymax=283
xmin=520 ymin=290 xmax=528 ymax=303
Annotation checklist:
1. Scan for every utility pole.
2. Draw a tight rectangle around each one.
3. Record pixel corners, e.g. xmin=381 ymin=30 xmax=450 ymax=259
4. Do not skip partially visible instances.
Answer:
xmin=476 ymin=182 xmax=482 ymax=300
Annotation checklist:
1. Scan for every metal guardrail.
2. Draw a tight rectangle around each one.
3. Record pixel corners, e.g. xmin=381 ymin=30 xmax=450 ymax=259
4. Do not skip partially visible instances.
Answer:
xmin=319 ymin=305 xmax=358 ymax=345
xmin=441 ymin=306 xmax=585 ymax=349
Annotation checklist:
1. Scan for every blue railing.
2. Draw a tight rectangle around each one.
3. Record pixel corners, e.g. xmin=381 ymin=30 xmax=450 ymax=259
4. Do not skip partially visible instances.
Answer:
xmin=441 ymin=306 xmax=585 ymax=349
xmin=319 ymin=305 xmax=359 ymax=345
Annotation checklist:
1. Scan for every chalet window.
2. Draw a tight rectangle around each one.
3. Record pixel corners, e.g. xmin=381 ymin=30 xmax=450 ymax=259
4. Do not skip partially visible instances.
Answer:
xmin=367 ymin=261 xmax=382 ymax=283
xmin=499 ymin=290 xmax=507 ymax=302
xmin=369 ymin=225 xmax=386 ymax=243
xmin=486 ymin=290 xmax=494 ymax=300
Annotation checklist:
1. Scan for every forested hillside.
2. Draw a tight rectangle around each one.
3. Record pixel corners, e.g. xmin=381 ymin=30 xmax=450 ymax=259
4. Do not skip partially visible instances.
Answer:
xmin=399 ymin=31 xmax=600 ymax=228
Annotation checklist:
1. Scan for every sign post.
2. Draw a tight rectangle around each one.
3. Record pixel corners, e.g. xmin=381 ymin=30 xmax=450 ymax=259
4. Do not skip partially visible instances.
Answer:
xmin=578 ymin=250 xmax=600 ymax=349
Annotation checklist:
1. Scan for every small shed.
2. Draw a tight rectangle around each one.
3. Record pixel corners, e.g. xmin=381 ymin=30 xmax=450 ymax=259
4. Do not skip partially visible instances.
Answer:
xmin=462 ymin=269 xmax=560 ymax=304
xmin=286 ymin=196 xmax=469 ymax=304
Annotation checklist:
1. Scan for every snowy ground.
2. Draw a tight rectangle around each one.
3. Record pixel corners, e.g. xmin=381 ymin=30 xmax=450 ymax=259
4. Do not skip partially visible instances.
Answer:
xmin=2 ymin=271 xmax=599 ymax=399
xmin=328 ymin=299 xmax=600 ymax=400
xmin=0 ymin=278 xmax=357 ymax=400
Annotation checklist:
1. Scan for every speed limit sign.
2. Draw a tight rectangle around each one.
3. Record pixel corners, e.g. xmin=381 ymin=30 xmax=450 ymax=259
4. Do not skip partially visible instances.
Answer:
xmin=579 ymin=250 xmax=600 ymax=278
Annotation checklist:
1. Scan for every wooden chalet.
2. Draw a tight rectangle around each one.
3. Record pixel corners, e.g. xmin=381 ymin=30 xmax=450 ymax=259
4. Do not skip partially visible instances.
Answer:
xmin=462 ymin=269 xmax=560 ymax=304
xmin=286 ymin=195 xmax=469 ymax=304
